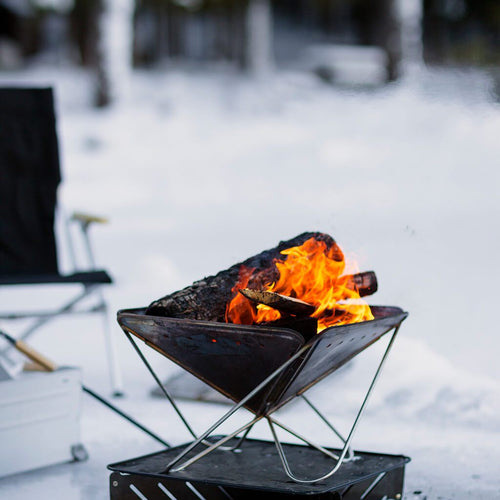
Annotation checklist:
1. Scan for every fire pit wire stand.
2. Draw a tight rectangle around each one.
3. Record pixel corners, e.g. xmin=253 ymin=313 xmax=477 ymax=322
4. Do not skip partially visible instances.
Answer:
xmin=109 ymin=307 xmax=410 ymax=499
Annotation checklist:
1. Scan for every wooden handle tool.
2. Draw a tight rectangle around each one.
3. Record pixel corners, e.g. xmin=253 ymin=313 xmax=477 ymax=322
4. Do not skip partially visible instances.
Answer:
xmin=0 ymin=329 xmax=170 ymax=448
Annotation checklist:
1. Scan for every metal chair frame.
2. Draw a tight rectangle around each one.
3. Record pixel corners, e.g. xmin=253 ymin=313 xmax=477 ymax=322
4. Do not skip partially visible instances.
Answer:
xmin=0 ymin=209 xmax=123 ymax=396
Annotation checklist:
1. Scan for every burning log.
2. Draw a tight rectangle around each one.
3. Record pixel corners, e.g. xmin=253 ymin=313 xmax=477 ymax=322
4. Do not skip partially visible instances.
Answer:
xmin=146 ymin=232 xmax=377 ymax=324
xmin=239 ymin=288 xmax=316 ymax=317
xmin=346 ymin=271 xmax=378 ymax=297
xmin=146 ymin=232 xmax=331 ymax=322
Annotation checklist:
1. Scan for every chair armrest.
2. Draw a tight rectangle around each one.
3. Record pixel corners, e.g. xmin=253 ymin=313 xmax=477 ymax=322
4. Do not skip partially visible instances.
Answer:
xmin=68 ymin=212 xmax=109 ymax=269
xmin=71 ymin=212 xmax=109 ymax=226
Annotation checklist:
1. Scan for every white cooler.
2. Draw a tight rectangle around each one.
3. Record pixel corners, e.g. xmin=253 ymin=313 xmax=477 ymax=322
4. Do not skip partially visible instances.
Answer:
xmin=0 ymin=367 xmax=84 ymax=478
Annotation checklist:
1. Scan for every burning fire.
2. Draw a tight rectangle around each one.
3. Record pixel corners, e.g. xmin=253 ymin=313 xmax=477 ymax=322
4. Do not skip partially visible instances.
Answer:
xmin=225 ymin=237 xmax=374 ymax=333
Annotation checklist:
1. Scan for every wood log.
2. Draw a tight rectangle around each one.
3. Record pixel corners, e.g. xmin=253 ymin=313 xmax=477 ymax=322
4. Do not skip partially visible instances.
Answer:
xmin=239 ymin=288 xmax=316 ymax=317
xmin=346 ymin=271 xmax=378 ymax=297
xmin=145 ymin=232 xmax=377 ymax=322
xmin=238 ymin=271 xmax=377 ymax=317
xmin=146 ymin=232 xmax=333 ymax=321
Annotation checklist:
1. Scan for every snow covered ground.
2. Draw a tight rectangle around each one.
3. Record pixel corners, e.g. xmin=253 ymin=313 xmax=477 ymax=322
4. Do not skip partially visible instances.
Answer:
xmin=0 ymin=63 xmax=499 ymax=499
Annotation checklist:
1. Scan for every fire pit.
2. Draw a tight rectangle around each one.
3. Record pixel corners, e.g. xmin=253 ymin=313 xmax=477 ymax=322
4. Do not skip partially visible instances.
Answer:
xmin=109 ymin=233 xmax=410 ymax=499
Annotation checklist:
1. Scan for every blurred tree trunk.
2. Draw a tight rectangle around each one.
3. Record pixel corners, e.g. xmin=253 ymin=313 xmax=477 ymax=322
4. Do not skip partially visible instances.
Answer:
xmin=353 ymin=0 xmax=402 ymax=81
xmin=157 ymin=1 xmax=169 ymax=63
xmin=95 ymin=0 xmax=110 ymax=107
xmin=398 ymin=0 xmax=423 ymax=69
xmin=230 ymin=2 xmax=247 ymax=68
xmin=71 ymin=0 xmax=134 ymax=107
xmin=71 ymin=0 xmax=101 ymax=67
xmin=245 ymin=0 xmax=274 ymax=75
xmin=95 ymin=0 xmax=135 ymax=107
xmin=70 ymin=0 xmax=110 ymax=106
xmin=379 ymin=0 xmax=403 ymax=81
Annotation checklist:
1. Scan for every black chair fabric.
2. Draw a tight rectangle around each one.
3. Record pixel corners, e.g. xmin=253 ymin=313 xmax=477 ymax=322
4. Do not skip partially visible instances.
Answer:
xmin=0 ymin=270 xmax=112 ymax=286
xmin=0 ymin=87 xmax=61 ymax=276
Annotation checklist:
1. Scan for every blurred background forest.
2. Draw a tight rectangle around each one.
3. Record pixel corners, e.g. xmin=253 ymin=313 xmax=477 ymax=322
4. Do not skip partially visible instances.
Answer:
xmin=1 ymin=0 xmax=499 ymax=106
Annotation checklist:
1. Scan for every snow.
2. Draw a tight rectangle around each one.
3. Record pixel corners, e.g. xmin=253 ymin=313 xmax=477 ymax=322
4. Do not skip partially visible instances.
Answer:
xmin=0 ymin=62 xmax=500 ymax=499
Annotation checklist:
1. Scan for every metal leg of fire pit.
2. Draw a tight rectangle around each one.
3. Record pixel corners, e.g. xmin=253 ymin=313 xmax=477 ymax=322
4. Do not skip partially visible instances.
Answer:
xmin=167 ymin=415 xmax=342 ymax=474
xmin=230 ymin=422 xmax=255 ymax=450
xmin=124 ymin=330 xmax=240 ymax=449
xmin=267 ymin=325 xmax=401 ymax=484
xmin=123 ymin=329 xmax=199 ymax=440
xmin=168 ymin=324 xmax=401 ymax=482
xmin=121 ymin=320 xmax=402 ymax=484
xmin=164 ymin=344 xmax=312 ymax=473
xmin=301 ymin=395 xmax=356 ymax=461
xmin=124 ymin=329 xmax=245 ymax=453
xmin=268 ymin=417 xmax=340 ymax=460
xmin=169 ymin=416 xmax=265 ymax=473
xmin=123 ymin=328 xmax=312 ymax=464
xmin=164 ymin=324 xmax=400 ymax=482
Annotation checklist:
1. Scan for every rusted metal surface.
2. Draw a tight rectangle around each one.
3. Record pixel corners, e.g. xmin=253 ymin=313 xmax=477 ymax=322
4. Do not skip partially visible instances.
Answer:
xmin=117 ymin=306 xmax=407 ymax=414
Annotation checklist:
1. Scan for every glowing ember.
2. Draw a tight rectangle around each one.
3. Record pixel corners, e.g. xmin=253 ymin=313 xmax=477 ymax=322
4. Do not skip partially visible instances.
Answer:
xmin=225 ymin=237 xmax=374 ymax=332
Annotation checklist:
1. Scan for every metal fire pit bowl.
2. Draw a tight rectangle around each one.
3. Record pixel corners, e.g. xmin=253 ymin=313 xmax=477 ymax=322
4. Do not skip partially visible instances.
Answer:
xmin=114 ymin=306 xmax=409 ymax=487
xmin=117 ymin=306 xmax=407 ymax=415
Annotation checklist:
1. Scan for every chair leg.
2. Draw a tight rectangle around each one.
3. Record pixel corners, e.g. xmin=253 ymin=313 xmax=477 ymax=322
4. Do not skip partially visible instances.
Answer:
xmin=0 ymin=286 xmax=101 ymax=363
xmin=100 ymin=298 xmax=124 ymax=397
xmin=0 ymin=286 xmax=125 ymax=397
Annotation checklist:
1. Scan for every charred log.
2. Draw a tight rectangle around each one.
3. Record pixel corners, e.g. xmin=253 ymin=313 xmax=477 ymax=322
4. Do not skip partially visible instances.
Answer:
xmin=146 ymin=232 xmax=377 ymax=322
xmin=146 ymin=232 xmax=335 ymax=321
xmin=346 ymin=271 xmax=378 ymax=297
xmin=239 ymin=288 xmax=316 ymax=317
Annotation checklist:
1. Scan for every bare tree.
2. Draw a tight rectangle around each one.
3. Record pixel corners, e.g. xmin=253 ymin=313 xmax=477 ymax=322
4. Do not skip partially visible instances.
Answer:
xmin=90 ymin=0 xmax=134 ymax=107
xmin=245 ymin=0 xmax=274 ymax=76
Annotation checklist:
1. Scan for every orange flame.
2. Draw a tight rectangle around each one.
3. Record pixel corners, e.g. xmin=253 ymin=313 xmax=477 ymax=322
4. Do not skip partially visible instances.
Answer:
xmin=225 ymin=237 xmax=374 ymax=333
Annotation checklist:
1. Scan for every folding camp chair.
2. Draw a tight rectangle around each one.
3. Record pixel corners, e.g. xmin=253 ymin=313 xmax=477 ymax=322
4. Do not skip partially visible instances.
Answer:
xmin=0 ymin=87 xmax=123 ymax=396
